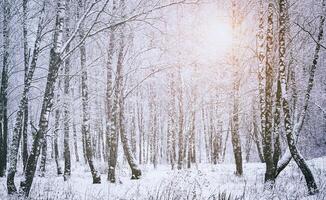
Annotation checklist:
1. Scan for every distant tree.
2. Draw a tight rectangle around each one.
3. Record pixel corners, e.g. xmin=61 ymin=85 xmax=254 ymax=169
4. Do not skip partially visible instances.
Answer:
xmin=230 ymin=0 xmax=243 ymax=176
xmin=177 ymin=67 xmax=184 ymax=170
xmin=167 ymin=72 xmax=177 ymax=169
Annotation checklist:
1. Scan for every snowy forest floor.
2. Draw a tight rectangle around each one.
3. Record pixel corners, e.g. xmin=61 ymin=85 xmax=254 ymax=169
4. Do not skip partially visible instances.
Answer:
xmin=0 ymin=157 xmax=325 ymax=200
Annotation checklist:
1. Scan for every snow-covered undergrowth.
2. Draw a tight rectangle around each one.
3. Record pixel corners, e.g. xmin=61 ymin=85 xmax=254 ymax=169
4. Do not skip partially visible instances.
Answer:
xmin=1 ymin=157 xmax=325 ymax=200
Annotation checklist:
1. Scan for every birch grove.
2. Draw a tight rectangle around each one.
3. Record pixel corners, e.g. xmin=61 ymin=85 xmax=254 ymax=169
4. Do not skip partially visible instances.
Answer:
xmin=1 ymin=0 xmax=326 ymax=199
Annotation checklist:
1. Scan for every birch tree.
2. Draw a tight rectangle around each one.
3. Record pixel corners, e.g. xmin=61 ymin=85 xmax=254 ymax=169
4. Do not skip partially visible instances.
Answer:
xmin=106 ymin=0 xmax=117 ymax=182
xmin=167 ymin=72 xmax=177 ymax=169
xmin=63 ymin=0 xmax=72 ymax=181
xmin=262 ymin=1 xmax=278 ymax=187
xmin=0 ymin=0 xmax=10 ymax=178
xmin=230 ymin=0 xmax=243 ymax=176
xmin=19 ymin=0 xmax=67 ymax=196
xmin=22 ymin=0 xmax=29 ymax=170
xmin=177 ymin=67 xmax=184 ymax=170
xmin=277 ymin=0 xmax=324 ymax=194
xmin=7 ymin=2 xmax=46 ymax=194
xmin=78 ymin=0 xmax=101 ymax=184
xmin=117 ymin=3 xmax=141 ymax=178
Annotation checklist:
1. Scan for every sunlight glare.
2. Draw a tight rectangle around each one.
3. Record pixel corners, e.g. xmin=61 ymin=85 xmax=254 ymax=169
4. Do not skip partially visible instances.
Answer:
xmin=196 ymin=18 xmax=233 ymax=61
xmin=205 ymin=20 xmax=232 ymax=49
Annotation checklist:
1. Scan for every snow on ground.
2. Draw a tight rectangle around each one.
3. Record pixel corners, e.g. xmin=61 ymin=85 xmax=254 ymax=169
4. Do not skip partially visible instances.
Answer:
xmin=0 ymin=157 xmax=325 ymax=200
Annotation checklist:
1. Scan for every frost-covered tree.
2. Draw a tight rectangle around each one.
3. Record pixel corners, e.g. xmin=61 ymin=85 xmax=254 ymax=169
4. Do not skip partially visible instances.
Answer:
xmin=276 ymin=0 xmax=325 ymax=194
xmin=1 ymin=0 xmax=326 ymax=198
xmin=0 ymin=0 xmax=10 ymax=178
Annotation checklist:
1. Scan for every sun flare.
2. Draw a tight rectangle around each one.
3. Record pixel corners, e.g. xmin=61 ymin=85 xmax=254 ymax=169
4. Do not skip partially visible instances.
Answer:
xmin=194 ymin=17 xmax=233 ymax=61
xmin=204 ymin=20 xmax=233 ymax=48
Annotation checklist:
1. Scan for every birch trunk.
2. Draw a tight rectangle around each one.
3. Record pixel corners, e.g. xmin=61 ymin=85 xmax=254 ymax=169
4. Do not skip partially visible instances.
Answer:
xmin=230 ymin=0 xmax=243 ymax=176
xmin=63 ymin=0 xmax=71 ymax=181
xmin=149 ymin=84 xmax=158 ymax=168
xmin=116 ymin=19 xmax=141 ymax=178
xmin=106 ymin=0 xmax=117 ymax=182
xmin=257 ymin=1 xmax=266 ymax=164
xmin=252 ymin=106 xmax=264 ymax=163
xmin=276 ymin=0 xmax=326 ymax=179
xmin=230 ymin=92 xmax=243 ymax=175
xmin=54 ymin=104 xmax=62 ymax=175
xmin=262 ymin=1 xmax=277 ymax=187
xmin=7 ymin=4 xmax=45 ymax=194
xmin=167 ymin=72 xmax=176 ymax=169
xmin=137 ymin=90 xmax=144 ymax=165
xmin=78 ymin=0 xmax=101 ymax=184
xmin=39 ymin=135 xmax=47 ymax=177
xmin=177 ymin=68 xmax=184 ymax=170
xmin=22 ymin=0 xmax=29 ymax=170
xmin=72 ymin=118 xmax=79 ymax=162
xmin=19 ymin=1 xmax=66 ymax=196
xmin=277 ymin=0 xmax=322 ymax=194
xmin=0 ymin=0 xmax=10 ymax=178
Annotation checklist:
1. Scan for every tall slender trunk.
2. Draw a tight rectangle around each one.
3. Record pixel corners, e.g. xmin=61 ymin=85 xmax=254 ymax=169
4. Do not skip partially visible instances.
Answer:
xmin=257 ymin=1 xmax=266 ymax=163
xmin=137 ymin=90 xmax=144 ymax=165
xmin=82 ymin=119 xmax=87 ymax=163
xmin=7 ymin=4 xmax=45 ymax=194
xmin=188 ymin=79 xmax=197 ymax=167
xmin=272 ymin=78 xmax=281 ymax=170
xmin=72 ymin=118 xmax=79 ymax=162
xmin=230 ymin=0 xmax=243 ymax=176
xmin=107 ymin=46 xmax=119 ymax=182
xmin=230 ymin=94 xmax=243 ymax=175
xmin=245 ymin=129 xmax=253 ymax=162
xmin=221 ymin=120 xmax=231 ymax=162
xmin=187 ymin=110 xmax=196 ymax=168
xmin=167 ymin=72 xmax=176 ymax=169
xmin=39 ymin=136 xmax=47 ymax=176
xmin=78 ymin=0 xmax=101 ymax=184
xmin=217 ymin=121 xmax=222 ymax=162
xmin=202 ymin=108 xmax=209 ymax=162
xmin=63 ymin=0 xmax=71 ymax=181
xmin=209 ymin=110 xmax=216 ymax=164
xmin=149 ymin=84 xmax=158 ymax=168
xmin=22 ymin=0 xmax=29 ymax=170
xmin=22 ymin=101 xmax=29 ymax=171
xmin=80 ymin=28 xmax=101 ymax=185
xmin=53 ymin=48 xmax=64 ymax=176
xmin=177 ymin=68 xmax=184 ymax=170
xmin=0 ymin=0 xmax=10 ymax=178
xmin=106 ymin=0 xmax=117 ymax=182
xmin=276 ymin=0 xmax=326 ymax=178
xmin=54 ymin=106 xmax=62 ymax=175
xmin=119 ymin=104 xmax=142 ymax=179
xmin=252 ymin=106 xmax=264 ymax=163
xmin=116 ymin=24 xmax=141 ymax=178
xmin=101 ymin=124 xmax=106 ymax=161
xmin=19 ymin=1 xmax=66 ymax=196
xmin=130 ymin=111 xmax=137 ymax=156
xmin=262 ymin=1 xmax=277 ymax=187
xmin=278 ymin=0 xmax=322 ymax=195
xmin=40 ymin=57 xmax=63 ymax=178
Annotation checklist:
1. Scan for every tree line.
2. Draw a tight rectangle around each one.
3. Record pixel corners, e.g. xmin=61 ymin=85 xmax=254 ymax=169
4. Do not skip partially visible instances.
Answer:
xmin=0 ymin=0 xmax=325 ymax=197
